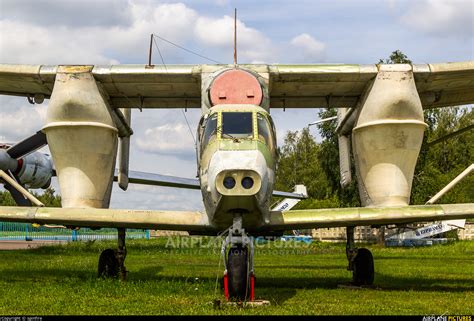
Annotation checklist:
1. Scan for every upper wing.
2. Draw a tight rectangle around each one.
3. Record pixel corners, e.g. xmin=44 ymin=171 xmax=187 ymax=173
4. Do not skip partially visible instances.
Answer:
xmin=1 ymin=62 xmax=473 ymax=109
xmin=265 ymin=203 xmax=474 ymax=231
xmin=0 ymin=64 xmax=202 ymax=108
xmin=268 ymin=62 xmax=474 ymax=109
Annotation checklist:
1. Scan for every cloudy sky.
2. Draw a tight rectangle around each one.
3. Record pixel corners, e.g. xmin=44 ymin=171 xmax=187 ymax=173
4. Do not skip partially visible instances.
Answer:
xmin=0 ymin=0 xmax=473 ymax=211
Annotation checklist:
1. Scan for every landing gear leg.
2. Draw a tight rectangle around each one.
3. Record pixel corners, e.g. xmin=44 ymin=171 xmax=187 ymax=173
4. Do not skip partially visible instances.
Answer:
xmin=98 ymin=228 xmax=127 ymax=280
xmin=117 ymin=228 xmax=127 ymax=281
xmin=346 ymin=226 xmax=374 ymax=286
xmin=221 ymin=214 xmax=255 ymax=302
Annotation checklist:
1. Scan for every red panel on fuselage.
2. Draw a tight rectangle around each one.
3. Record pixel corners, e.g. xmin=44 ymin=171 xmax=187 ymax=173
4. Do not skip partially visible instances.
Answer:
xmin=209 ymin=69 xmax=263 ymax=106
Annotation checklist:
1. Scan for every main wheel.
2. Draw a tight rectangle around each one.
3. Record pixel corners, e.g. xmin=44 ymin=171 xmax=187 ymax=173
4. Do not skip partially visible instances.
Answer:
xmin=227 ymin=245 xmax=249 ymax=301
xmin=352 ymin=248 xmax=374 ymax=285
xmin=98 ymin=249 xmax=119 ymax=278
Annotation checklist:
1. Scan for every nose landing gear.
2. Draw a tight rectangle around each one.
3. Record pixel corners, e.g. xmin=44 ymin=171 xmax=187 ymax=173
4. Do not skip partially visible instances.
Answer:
xmin=221 ymin=214 xmax=255 ymax=301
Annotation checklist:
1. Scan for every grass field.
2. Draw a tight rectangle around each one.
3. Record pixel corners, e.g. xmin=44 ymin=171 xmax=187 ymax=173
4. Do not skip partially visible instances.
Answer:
xmin=0 ymin=237 xmax=473 ymax=315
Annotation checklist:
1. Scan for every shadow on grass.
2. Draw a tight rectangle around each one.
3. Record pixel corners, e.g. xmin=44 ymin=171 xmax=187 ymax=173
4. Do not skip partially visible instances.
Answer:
xmin=257 ymin=264 xmax=343 ymax=270
xmin=128 ymin=265 xmax=164 ymax=281
xmin=0 ymin=268 xmax=94 ymax=281
xmin=375 ymin=256 xmax=473 ymax=261
xmin=2 ymin=264 xmax=472 ymax=293
xmin=1 ymin=264 xmax=472 ymax=307
xmin=374 ymin=273 xmax=474 ymax=292
xmin=0 ymin=265 xmax=164 ymax=283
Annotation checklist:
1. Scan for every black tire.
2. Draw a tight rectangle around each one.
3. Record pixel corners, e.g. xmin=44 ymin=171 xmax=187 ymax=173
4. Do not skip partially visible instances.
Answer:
xmin=227 ymin=245 xmax=249 ymax=301
xmin=352 ymin=248 xmax=374 ymax=285
xmin=98 ymin=249 xmax=119 ymax=278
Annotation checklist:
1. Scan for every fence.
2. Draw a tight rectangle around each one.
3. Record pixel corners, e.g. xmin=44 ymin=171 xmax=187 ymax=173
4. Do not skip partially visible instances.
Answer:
xmin=0 ymin=222 xmax=149 ymax=241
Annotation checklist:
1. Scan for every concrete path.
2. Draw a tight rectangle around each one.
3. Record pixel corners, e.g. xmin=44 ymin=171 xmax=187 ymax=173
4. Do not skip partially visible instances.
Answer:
xmin=0 ymin=240 xmax=67 ymax=250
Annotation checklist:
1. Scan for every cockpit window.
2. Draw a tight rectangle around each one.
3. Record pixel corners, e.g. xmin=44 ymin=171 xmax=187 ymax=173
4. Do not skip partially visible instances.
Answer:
xmin=221 ymin=112 xmax=253 ymax=139
xmin=257 ymin=113 xmax=275 ymax=152
xmin=202 ymin=113 xmax=218 ymax=149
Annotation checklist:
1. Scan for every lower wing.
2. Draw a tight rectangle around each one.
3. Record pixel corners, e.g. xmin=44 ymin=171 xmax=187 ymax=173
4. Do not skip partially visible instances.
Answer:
xmin=0 ymin=203 xmax=472 ymax=233
xmin=265 ymin=203 xmax=473 ymax=231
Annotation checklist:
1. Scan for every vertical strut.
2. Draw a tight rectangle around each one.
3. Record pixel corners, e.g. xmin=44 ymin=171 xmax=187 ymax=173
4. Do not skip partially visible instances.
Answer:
xmin=148 ymin=34 xmax=153 ymax=66
xmin=234 ymin=8 xmax=237 ymax=65
xmin=346 ymin=226 xmax=357 ymax=271
xmin=117 ymin=228 xmax=127 ymax=280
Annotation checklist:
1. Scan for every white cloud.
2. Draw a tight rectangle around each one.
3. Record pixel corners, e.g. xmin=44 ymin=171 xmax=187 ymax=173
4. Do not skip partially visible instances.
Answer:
xmin=194 ymin=15 xmax=275 ymax=63
xmin=215 ymin=0 xmax=230 ymax=6
xmin=0 ymin=20 xmax=120 ymax=65
xmin=0 ymin=97 xmax=48 ymax=141
xmin=290 ymin=33 xmax=326 ymax=62
xmin=0 ymin=2 xmax=201 ymax=65
xmin=0 ymin=0 xmax=132 ymax=28
xmin=136 ymin=123 xmax=196 ymax=157
xmin=111 ymin=184 xmax=204 ymax=211
xmin=0 ymin=1 xmax=279 ymax=65
xmin=400 ymin=0 xmax=473 ymax=37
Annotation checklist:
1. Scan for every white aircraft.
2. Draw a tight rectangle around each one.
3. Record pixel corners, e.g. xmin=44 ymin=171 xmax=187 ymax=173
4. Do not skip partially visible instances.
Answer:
xmin=0 ymin=61 xmax=473 ymax=301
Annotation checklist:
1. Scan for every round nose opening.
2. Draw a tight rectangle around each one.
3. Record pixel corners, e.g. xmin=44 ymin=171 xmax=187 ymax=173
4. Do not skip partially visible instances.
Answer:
xmin=223 ymin=176 xmax=236 ymax=189
xmin=241 ymin=177 xmax=254 ymax=189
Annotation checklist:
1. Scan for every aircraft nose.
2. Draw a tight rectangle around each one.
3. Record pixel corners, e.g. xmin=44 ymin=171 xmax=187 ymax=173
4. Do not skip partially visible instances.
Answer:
xmin=216 ymin=170 xmax=261 ymax=196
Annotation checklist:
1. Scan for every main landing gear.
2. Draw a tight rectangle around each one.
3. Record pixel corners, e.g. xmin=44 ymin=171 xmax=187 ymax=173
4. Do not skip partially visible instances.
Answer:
xmin=346 ymin=226 xmax=374 ymax=285
xmin=98 ymin=228 xmax=128 ymax=280
xmin=221 ymin=214 xmax=255 ymax=302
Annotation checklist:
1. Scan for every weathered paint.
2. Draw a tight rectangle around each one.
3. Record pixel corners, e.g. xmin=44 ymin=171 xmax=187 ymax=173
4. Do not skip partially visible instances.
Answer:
xmin=43 ymin=69 xmax=118 ymax=208
xmin=0 ymin=203 xmax=472 ymax=233
xmin=209 ymin=69 xmax=263 ymax=106
xmin=266 ymin=203 xmax=474 ymax=231
xmin=352 ymin=65 xmax=427 ymax=207
xmin=197 ymin=104 xmax=276 ymax=229
xmin=0 ymin=62 xmax=472 ymax=108
xmin=0 ymin=206 xmax=211 ymax=232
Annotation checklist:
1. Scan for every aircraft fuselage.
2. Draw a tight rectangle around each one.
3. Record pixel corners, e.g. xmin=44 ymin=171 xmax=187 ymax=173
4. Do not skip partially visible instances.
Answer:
xmin=196 ymin=68 xmax=277 ymax=231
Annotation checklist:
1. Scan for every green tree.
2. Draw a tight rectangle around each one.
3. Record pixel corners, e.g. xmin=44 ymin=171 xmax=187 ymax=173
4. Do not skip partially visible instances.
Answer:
xmin=275 ymin=127 xmax=330 ymax=203
xmin=276 ymin=49 xmax=472 ymax=240
xmin=378 ymin=49 xmax=412 ymax=64
xmin=316 ymin=108 xmax=360 ymax=207
xmin=0 ymin=189 xmax=16 ymax=206
xmin=412 ymin=107 xmax=474 ymax=205
xmin=0 ymin=187 xmax=61 ymax=207
xmin=36 ymin=187 xmax=62 ymax=207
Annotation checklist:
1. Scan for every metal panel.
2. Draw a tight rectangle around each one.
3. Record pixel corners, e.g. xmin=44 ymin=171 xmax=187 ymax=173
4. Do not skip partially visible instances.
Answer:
xmin=267 ymin=203 xmax=474 ymax=230
xmin=0 ymin=206 xmax=212 ymax=232
xmin=1 ymin=62 xmax=473 ymax=109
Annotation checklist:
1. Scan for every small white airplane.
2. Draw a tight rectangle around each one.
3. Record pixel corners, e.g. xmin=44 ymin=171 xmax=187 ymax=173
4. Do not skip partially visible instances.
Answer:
xmin=0 ymin=61 xmax=473 ymax=301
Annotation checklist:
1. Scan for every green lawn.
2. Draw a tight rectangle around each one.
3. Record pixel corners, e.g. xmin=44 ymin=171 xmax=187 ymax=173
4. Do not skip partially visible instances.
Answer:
xmin=0 ymin=238 xmax=473 ymax=315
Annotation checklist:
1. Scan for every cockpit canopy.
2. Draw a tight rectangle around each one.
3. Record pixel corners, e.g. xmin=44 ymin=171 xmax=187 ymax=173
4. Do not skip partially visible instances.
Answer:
xmin=222 ymin=112 xmax=253 ymax=139
xmin=199 ymin=110 xmax=276 ymax=155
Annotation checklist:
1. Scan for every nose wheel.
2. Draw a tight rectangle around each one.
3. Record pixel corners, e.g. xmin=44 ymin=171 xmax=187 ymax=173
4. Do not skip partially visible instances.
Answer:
xmin=222 ymin=215 xmax=255 ymax=301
